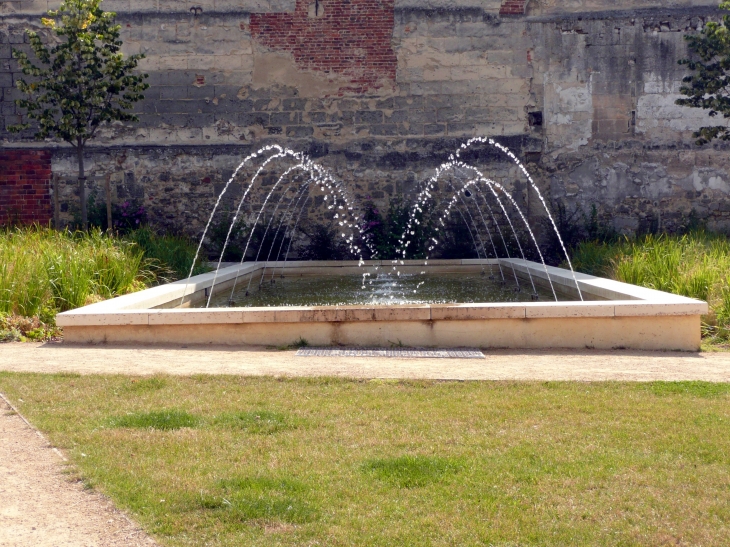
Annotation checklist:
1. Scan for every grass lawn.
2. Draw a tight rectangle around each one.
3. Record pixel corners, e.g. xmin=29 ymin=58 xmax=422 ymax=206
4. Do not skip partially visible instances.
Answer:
xmin=1 ymin=373 xmax=729 ymax=546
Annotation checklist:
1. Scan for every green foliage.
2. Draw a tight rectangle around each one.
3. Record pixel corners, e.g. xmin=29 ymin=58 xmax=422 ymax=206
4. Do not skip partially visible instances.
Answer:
xmin=434 ymin=217 xmax=480 ymax=259
xmin=110 ymin=410 xmax=200 ymax=430
xmin=541 ymin=203 xmax=618 ymax=266
xmin=676 ymin=1 xmax=730 ymax=144
xmin=361 ymin=197 xmax=433 ymax=260
xmin=362 ymin=455 xmax=461 ymax=488
xmin=126 ymin=226 xmax=207 ymax=280
xmin=0 ymin=227 xmax=148 ymax=318
xmin=10 ymin=0 xmax=148 ymax=145
xmin=0 ymin=226 xmax=206 ymax=338
xmin=205 ymin=212 xmax=249 ymax=262
xmin=0 ymin=313 xmax=60 ymax=342
xmin=10 ymin=0 xmax=148 ymax=229
xmin=298 ymin=224 xmax=349 ymax=260
xmin=82 ymin=193 xmax=148 ymax=234
xmin=571 ymin=231 xmax=730 ymax=343
xmin=566 ymin=240 xmax=618 ymax=277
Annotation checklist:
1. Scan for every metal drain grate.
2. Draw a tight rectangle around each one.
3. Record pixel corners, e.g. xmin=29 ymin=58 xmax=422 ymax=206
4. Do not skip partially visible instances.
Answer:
xmin=296 ymin=347 xmax=485 ymax=359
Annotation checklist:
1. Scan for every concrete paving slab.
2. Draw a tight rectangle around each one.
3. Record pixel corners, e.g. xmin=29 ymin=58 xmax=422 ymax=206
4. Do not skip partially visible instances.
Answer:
xmin=0 ymin=342 xmax=729 ymax=382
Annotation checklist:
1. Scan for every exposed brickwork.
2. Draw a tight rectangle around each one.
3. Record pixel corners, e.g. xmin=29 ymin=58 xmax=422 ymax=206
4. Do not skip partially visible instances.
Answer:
xmin=500 ymin=0 xmax=527 ymax=15
xmin=250 ymin=0 xmax=397 ymax=94
xmin=0 ymin=150 xmax=52 ymax=226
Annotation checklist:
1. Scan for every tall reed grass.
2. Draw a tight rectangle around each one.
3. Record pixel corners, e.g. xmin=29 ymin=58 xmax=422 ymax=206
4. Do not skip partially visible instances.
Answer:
xmin=0 ymin=226 xmax=206 ymax=332
xmin=571 ymin=232 xmax=730 ymax=342
xmin=0 ymin=228 xmax=149 ymax=319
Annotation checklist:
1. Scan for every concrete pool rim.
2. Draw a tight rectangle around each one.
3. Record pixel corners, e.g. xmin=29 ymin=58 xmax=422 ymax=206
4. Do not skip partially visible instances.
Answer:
xmin=56 ymin=259 xmax=708 ymax=351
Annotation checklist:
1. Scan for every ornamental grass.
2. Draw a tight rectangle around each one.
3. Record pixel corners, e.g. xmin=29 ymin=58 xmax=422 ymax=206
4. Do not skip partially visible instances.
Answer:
xmin=0 ymin=226 xmax=205 ymax=341
xmin=571 ymin=232 xmax=730 ymax=344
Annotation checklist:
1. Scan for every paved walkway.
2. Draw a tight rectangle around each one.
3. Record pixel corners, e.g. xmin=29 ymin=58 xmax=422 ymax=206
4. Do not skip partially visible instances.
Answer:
xmin=1 ymin=342 xmax=730 ymax=381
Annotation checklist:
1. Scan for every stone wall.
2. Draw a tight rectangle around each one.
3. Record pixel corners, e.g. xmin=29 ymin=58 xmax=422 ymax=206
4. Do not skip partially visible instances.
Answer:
xmin=2 ymin=0 xmax=730 ymax=236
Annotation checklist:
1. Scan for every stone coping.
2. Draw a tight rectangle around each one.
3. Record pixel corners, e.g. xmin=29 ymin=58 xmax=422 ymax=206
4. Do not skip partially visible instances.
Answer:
xmin=56 ymin=259 xmax=708 ymax=327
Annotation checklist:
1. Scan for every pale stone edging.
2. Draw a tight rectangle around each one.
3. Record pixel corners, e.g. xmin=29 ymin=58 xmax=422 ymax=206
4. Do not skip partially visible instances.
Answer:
xmin=56 ymin=259 xmax=708 ymax=328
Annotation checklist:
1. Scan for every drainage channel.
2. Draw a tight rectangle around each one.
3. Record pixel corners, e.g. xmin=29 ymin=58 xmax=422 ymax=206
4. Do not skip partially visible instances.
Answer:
xmin=296 ymin=347 xmax=485 ymax=359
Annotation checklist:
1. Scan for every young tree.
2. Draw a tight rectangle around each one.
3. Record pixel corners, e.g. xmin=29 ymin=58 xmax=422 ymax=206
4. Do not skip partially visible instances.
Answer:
xmin=10 ymin=0 xmax=148 ymax=230
xmin=676 ymin=1 xmax=730 ymax=145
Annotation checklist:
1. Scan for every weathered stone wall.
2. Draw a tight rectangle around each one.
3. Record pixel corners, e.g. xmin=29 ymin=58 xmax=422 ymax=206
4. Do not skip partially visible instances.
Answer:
xmin=2 ymin=0 xmax=730 ymax=236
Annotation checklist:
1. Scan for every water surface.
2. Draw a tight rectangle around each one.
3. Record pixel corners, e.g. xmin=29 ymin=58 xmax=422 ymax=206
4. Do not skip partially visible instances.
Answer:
xmin=201 ymin=272 xmax=582 ymax=308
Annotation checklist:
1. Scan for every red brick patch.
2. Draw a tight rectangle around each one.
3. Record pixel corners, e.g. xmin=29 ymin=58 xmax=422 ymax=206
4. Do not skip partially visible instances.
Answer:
xmin=499 ymin=0 xmax=527 ymax=15
xmin=0 ymin=150 xmax=52 ymax=226
xmin=250 ymin=0 xmax=397 ymax=95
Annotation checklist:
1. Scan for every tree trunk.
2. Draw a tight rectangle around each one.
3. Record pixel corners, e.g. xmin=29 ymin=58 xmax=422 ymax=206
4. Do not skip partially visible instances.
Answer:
xmin=105 ymin=173 xmax=112 ymax=232
xmin=76 ymin=143 xmax=87 ymax=231
xmin=53 ymin=174 xmax=60 ymax=231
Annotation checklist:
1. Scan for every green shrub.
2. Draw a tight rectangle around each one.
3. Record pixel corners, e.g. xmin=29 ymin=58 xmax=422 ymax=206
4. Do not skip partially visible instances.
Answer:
xmin=298 ymin=224 xmax=349 ymax=261
xmin=0 ymin=312 xmax=59 ymax=342
xmin=126 ymin=227 xmax=206 ymax=280
xmin=361 ymin=197 xmax=434 ymax=260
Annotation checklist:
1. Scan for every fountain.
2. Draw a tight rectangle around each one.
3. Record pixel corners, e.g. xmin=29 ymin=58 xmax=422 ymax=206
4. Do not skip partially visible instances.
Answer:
xmin=56 ymin=140 xmax=707 ymax=351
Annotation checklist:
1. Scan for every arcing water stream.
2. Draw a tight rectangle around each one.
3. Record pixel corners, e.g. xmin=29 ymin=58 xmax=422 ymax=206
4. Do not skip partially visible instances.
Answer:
xmin=180 ymin=140 xmax=583 ymax=307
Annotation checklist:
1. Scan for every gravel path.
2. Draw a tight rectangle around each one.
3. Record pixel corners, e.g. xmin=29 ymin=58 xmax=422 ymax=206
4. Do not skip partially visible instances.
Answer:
xmin=1 ymin=342 xmax=729 ymax=381
xmin=0 ymin=395 xmax=156 ymax=547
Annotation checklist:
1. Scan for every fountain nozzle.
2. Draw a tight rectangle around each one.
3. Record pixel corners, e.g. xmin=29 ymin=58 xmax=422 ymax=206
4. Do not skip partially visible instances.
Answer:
xmin=531 ymin=293 xmax=539 ymax=301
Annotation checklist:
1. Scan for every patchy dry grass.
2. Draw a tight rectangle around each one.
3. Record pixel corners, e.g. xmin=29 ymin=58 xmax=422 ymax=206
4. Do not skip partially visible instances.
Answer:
xmin=109 ymin=410 xmax=201 ymax=431
xmin=1 ymin=374 xmax=729 ymax=546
